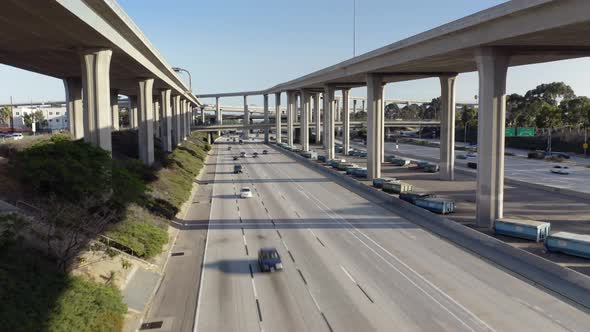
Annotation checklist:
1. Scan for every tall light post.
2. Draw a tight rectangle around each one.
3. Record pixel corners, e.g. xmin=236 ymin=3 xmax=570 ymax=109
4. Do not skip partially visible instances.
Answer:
xmin=172 ymin=67 xmax=192 ymax=93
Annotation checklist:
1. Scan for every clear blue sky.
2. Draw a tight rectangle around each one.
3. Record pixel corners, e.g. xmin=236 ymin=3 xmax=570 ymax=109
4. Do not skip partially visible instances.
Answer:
xmin=1 ymin=0 xmax=589 ymax=107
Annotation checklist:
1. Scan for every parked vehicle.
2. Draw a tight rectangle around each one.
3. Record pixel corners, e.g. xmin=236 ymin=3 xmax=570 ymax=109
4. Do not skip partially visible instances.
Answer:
xmin=494 ymin=218 xmax=550 ymax=242
xmin=240 ymin=152 xmax=246 ymax=158
xmin=383 ymin=181 xmax=413 ymax=194
xmin=423 ymin=164 xmax=439 ymax=173
xmin=302 ymin=151 xmax=318 ymax=160
xmin=391 ymin=158 xmax=410 ymax=166
xmin=263 ymin=150 xmax=268 ymax=154
xmin=467 ymin=162 xmax=477 ymax=169
xmin=227 ymin=146 xmax=232 ymax=151
xmin=351 ymin=168 xmax=367 ymax=178
xmin=528 ymin=151 xmax=545 ymax=159
xmin=318 ymin=155 xmax=327 ymax=162
xmin=373 ymin=177 xmax=396 ymax=189
xmin=399 ymin=192 xmax=436 ymax=204
xmin=239 ymin=139 xmax=243 ymax=144
xmin=233 ymin=156 xmax=239 ymax=161
xmin=414 ymin=197 xmax=455 ymax=214
xmin=456 ymin=154 xmax=468 ymax=160
xmin=547 ymin=151 xmax=570 ymax=159
xmin=545 ymin=232 xmax=590 ymax=259
xmin=337 ymin=162 xmax=355 ymax=171
xmin=258 ymin=248 xmax=283 ymax=272
xmin=240 ymin=187 xmax=253 ymax=198
xmin=550 ymin=165 xmax=570 ymax=175
xmin=415 ymin=161 xmax=430 ymax=169
xmin=234 ymin=164 xmax=243 ymax=174
xmin=253 ymin=152 xmax=259 ymax=158
xmin=346 ymin=166 xmax=363 ymax=175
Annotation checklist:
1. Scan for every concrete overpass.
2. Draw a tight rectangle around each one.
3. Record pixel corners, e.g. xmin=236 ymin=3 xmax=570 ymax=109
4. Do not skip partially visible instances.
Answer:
xmin=0 ymin=0 xmax=200 ymax=165
xmin=191 ymin=120 xmax=441 ymax=132
xmin=198 ymin=0 xmax=590 ymax=228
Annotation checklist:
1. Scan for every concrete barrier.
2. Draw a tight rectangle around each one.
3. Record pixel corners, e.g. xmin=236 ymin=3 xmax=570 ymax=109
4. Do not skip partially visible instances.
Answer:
xmin=271 ymin=144 xmax=590 ymax=310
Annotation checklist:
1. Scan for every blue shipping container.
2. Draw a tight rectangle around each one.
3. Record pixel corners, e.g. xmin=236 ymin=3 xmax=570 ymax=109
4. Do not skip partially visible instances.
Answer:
xmin=494 ymin=218 xmax=551 ymax=242
xmin=545 ymin=232 xmax=590 ymax=259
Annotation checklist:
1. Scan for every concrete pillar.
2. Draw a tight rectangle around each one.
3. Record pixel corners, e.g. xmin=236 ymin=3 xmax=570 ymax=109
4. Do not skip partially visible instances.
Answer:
xmin=63 ymin=78 xmax=83 ymax=139
xmin=275 ymin=92 xmax=282 ymax=144
xmin=201 ymin=107 xmax=205 ymax=125
xmin=301 ymin=90 xmax=311 ymax=152
xmin=153 ymin=99 xmax=160 ymax=138
xmin=160 ymin=89 xmax=172 ymax=152
xmin=80 ymin=49 xmax=112 ymax=151
xmin=172 ymin=95 xmax=181 ymax=147
xmin=263 ymin=94 xmax=270 ymax=144
xmin=314 ymin=93 xmax=321 ymax=144
xmin=353 ymin=99 xmax=357 ymax=114
xmin=186 ymin=103 xmax=191 ymax=138
xmin=138 ymin=78 xmax=155 ymax=165
xmin=215 ymin=97 xmax=221 ymax=137
xmin=367 ymin=73 xmax=384 ymax=180
xmin=129 ymin=96 xmax=138 ymax=129
xmin=111 ymin=90 xmax=119 ymax=131
xmin=179 ymin=100 xmax=185 ymax=140
xmin=287 ymin=91 xmax=295 ymax=146
xmin=243 ymin=95 xmax=249 ymax=139
xmin=323 ymin=93 xmax=329 ymax=149
xmin=440 ymin=75 xmax=458 ymax=181
xmin=323 ymin=86 xmax=336 ymax=160
xmin=342 ymin=89 xmax=350 ymax=155
xmin=475 ymin=47 xmax=509 ymax=229
xmin=182 ymin=100 xmax=188 ymax=140
xmin=362 ymin=100 xmax=365 ymax=113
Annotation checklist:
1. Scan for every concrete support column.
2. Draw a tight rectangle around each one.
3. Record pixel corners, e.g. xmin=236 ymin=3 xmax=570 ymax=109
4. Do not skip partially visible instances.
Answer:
xmin=475 ymin=47 xmax=510 ymax=229
xmin=275 ymin=92 xmax=282 ymax=144
xmin=314 ymin=93 xmax=321 ymax=144
xmin=80 ymin=49 xmax=112 ymax=151
xmin=181 ymin=100 xmax=188 ymax=140
xmin=263 ymin=94 xmax=270 ymax=144
xmin=153 ymin=99 xmax=160 ymax=138
xmin=440 ymin=75 xmax=458 ymax=181
xmin=243 ymin=96 xmax=250 ymax=138
xmin=323 ymin=86 xmax=336 ymax=160
xmin=129 ymin=96 xmax=138 ymax=129
xmin=300 ymin=90 xmax=311 ymax=152
xmin=201 ymin=107 xmax=205 ymax=125
xmin=63 ymin=78 xmax=84 ymax=139
xmin=138 ymin=78 xmax=155 ymax=165
xmin=287 ymin=91 xmax=295 ymax=146
xmin=215 ymin=97 xmax=221 ymax=136
xmin=111 ymin=90 xmax=119 ymax=131
xmin=367 ymin=73 xmax=384 ymax=180
xmin=322 ymin=93 xmax=329 ymax=149
xmin=160 ymin=89 xmax=172 ymax=152
xmin=342 ymin=89 xmax=351 ymax=155
xmin=172 ymin=95 xmax=181 ymax=147
xmin=353 ymin=99 xmax=357 ymax=114
xmin=362 ymin=100 xmax=365 ymax=113
xmin=186 ymin=103 xmax=191 ymax=137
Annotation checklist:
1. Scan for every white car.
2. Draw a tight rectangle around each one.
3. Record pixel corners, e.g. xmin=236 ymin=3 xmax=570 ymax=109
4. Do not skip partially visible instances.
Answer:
xmin=550 ymin=165 xmax=570 ymax=175
xmin=240 ymin=187 xmax=253 ymax=198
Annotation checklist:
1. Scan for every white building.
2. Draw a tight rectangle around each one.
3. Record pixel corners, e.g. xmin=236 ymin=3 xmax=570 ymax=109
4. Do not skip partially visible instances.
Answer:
xmin=12 ymin=104 xmax=68 ymax=132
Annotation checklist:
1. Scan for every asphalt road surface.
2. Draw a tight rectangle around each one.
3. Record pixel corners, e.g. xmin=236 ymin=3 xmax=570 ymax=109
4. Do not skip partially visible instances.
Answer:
xmin=194 ymin=136 xmax=590 ymax=332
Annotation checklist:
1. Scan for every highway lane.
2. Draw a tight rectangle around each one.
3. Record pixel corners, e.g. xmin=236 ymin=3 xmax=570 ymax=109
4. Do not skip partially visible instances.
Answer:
xmin=195 ymin=136 xmax=590 ymax=332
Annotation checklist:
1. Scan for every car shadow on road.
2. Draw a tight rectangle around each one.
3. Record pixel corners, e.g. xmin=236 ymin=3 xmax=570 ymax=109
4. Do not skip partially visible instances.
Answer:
xmin=204 ymin=259 xmax=262 ymax=274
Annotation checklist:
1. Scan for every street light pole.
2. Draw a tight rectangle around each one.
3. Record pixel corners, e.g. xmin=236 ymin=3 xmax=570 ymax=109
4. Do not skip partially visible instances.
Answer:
xmin=172 ymin=67 xmax=192 ymax=93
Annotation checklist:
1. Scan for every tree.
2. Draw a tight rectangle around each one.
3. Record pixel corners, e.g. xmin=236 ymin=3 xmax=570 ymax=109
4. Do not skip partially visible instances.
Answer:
xmin=0 ymin=106 xmax=12 ymax=127
xmin=559 ymin=96 xmax=590 ymax=128
xmin=531 ymin=100 xmax=561 ymax=128
xmin=23 ymin=110 xmax=45 ymax=129
xmin=419 ymin=97 xmax=441 ymax=120
xmin=524 ymin=82 xmax=575 ymax=106
xmin=384 ymin=103 xmax=400 ymax=119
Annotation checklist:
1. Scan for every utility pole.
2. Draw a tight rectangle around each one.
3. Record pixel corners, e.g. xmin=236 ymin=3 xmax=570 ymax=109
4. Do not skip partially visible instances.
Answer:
xmin=353 ymin=0 xmax=356 ymax=57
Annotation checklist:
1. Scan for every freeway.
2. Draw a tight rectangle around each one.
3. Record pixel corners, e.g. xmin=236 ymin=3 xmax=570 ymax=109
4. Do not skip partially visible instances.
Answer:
xmin=194 ymin=136 xmax=590 ymax=332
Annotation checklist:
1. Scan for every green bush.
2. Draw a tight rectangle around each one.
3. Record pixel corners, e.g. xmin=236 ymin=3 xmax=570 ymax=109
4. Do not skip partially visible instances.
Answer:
xmin=0 ymin=245 xmax=127 ymax=332
xmin=15 ymin=137 xmax=112 ymax=202
xmin=106 ymin=205 xmax=168 ymax=258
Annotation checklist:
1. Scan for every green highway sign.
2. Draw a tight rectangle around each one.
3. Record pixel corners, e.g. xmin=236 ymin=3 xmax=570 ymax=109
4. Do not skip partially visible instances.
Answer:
xmin=517 ymin=127 xmax=535 ymax=137
xmin=505 ymin=127 xmax=515 ymax=137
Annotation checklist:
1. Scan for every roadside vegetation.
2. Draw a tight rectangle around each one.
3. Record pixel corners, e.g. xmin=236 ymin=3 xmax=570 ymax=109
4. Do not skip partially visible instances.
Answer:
xmin=0 ymin=130 xmax=212 ymax=331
